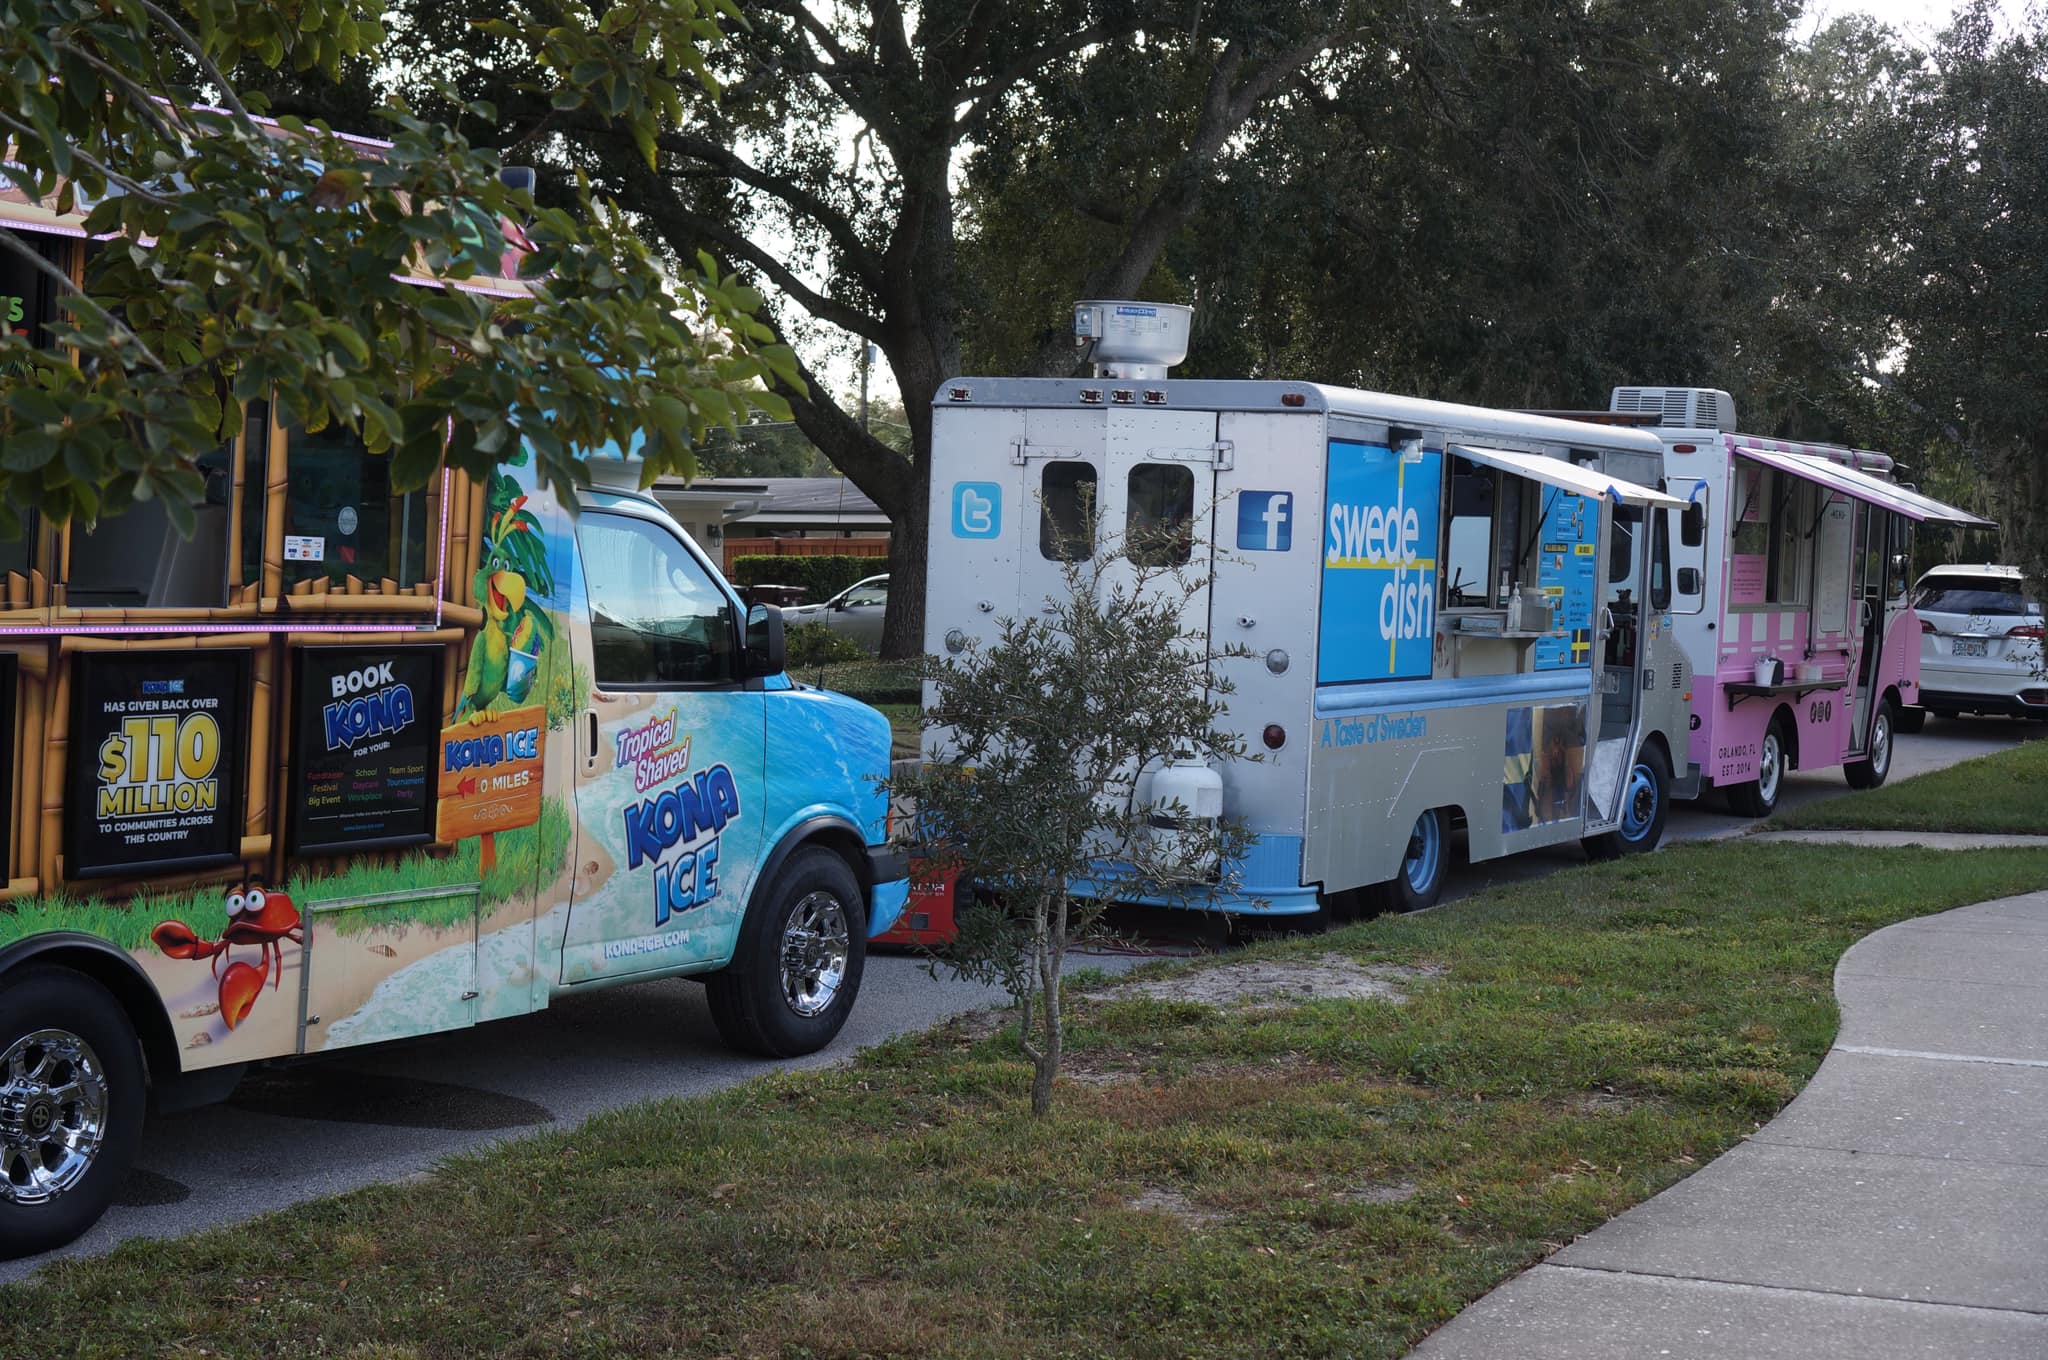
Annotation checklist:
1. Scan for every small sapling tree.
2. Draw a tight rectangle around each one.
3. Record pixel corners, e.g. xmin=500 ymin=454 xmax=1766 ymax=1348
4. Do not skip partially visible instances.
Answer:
xmin=892 ymin=516 xmax=1253 ymax=1115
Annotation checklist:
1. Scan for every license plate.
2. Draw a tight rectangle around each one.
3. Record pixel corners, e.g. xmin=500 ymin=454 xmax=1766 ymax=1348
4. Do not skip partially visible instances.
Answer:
xmin=1954 ymin=637 xmax=1988 ymax=658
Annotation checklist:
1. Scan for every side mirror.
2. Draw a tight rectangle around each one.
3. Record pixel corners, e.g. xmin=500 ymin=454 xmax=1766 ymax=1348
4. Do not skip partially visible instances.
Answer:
xmin=1677 ymin=567 xmax=1702 ymax=595
xmin=744 ymin=603 xmax=785 ymax=678
xmin=1681 ymin=503 xmax=1705 ymax=548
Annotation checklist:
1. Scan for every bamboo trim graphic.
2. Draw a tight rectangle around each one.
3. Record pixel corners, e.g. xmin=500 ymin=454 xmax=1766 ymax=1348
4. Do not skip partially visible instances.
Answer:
xmin=263 ymin=407 xmax=289 ymax=602
xmin=228 ymin=413 xmax=249 ymax=591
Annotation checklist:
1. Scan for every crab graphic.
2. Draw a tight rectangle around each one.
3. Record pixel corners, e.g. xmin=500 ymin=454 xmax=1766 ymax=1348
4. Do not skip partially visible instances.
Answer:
xmin=151 ymin=881 xmax=304 ymax=1030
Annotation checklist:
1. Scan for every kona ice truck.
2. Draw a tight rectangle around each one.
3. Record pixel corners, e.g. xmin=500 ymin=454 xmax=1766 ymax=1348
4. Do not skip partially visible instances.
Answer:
xmin=920 ymin=301 xmax=1691 ymax=925
xmin=0 ymin=204 xmax=906 ymax=1261
xmin=1577 ymin=387 xmax=1993 ymax=815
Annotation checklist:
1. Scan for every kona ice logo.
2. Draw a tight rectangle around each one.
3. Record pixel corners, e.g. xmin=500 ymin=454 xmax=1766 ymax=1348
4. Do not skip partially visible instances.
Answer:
xmin=621 ymin=762 xmax=741 ymax=926
xmin=1317 ymin=441 xmax=1442 ymax=684
xmin=323 ymin=662 xmax=417 ymax=753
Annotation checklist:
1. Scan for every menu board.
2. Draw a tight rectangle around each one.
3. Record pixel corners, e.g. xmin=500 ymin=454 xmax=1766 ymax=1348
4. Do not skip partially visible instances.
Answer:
xmin=291 ymin=646 xmax=442 ymax=854
xmin=1533 ymin=492 xmax=1598 ymax=671
xmin=66 ymin=650 xmax=250 ymax=878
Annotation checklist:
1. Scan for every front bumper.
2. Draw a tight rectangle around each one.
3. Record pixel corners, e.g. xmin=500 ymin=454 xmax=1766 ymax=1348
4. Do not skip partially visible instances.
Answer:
xmin=865 ymin=846 xmax=911 ymax=937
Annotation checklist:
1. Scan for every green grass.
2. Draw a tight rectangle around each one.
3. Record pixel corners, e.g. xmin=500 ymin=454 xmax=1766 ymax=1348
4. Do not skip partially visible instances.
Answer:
xmin=0 ymin=796 xmax=574 ymax=949
xmin=7 ymin=838 xmax=2045 ymax=1359
xmin=1774 ymin=735 xmax=2048 ymax=834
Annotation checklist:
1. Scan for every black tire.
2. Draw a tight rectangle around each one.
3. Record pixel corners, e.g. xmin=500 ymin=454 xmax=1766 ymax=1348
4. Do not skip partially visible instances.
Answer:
xmin=0 ymin=966 xmax=146 ymax=1261
xmin=705 ymin=846 xmax=867 ymax=1058
xmin=1726 ymin=715 xmax=1790 ymax=818
xmin=1368 ymin=808 xmax=1450 ymax=914
xmin=1892 ymin=704 xmax=1926 ymax=735
xmin=1845 ymin=699 xmax=1896 ymax=790
xmin=1583 ymin=744 xmax=1672 ymax=860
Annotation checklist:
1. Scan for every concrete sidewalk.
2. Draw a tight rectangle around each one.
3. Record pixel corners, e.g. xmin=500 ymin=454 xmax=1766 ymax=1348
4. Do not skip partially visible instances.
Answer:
xmin=1410 ymin=889 xmax=2048 ymax=1359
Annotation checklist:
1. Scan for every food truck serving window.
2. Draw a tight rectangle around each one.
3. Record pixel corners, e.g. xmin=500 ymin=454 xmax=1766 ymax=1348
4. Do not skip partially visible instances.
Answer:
xmin=577 ymin=512 xmax=738 ymax=688
xmin=1444 ymin=458 xmax=1498 ymax=607
xmin=0 ymin=228 xmax=75 ymax=582
xmin=1728 ymin=465 xmax=1812 ymax=607
xmin=281 ymin=425 xmax=433 ymax=592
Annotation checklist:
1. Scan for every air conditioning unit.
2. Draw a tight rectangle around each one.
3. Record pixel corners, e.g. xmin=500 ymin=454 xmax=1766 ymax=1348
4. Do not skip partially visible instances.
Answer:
xmin=1609 ymin=386 xmax=1737 ymax=432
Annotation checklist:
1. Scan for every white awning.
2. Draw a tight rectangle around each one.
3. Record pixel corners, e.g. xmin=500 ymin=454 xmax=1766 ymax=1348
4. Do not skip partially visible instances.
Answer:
xmin=1450 ymin=445 xmax=1684 ymax=508
xmin=1732 ymin=446 xmax=1993 ymax=526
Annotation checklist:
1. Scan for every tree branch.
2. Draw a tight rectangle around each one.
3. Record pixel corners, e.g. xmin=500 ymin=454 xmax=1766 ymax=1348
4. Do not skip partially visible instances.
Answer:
xmin=867 ymin=0 xmax=919 ymax=77
xmin=0 ymin=226 xmax=165 ymax=372
xmin=655 ymin=129 xmax=886 ymax=289
xmin=136 ymin=0 xmax=256 ymax=128
xmin=654 ymin=186 xmax=886 ymax=344
xmin=1029 ymin=30 xmax=1343 ymax=375
xmin=0 ymin=111 xmax=181 ymax=209
xmin=955 ymin=19 xmax=1133 ymax=129
xmin=51 ymin=40 xmax=186 ymax=146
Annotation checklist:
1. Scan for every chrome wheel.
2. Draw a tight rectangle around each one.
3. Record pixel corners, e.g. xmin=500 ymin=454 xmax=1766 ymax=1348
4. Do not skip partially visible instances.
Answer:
xmin=1757 ymin=730 xmax=1782 ymax=806
xmin=0 ymin=1029 xmax=109 ymax=1206
xmin=1868 ymin=709 xmax=1892 ymax=778
xmin=780 ymin=891 xmax=850 ymax=1019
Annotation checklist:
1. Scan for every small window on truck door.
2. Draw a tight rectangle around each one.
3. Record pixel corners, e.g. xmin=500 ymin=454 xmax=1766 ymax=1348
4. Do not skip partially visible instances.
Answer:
xmin=1040 ymin=461 xmax=1098 ymax=561
xmin=576 ymin=513 xmax=738 ymax=688
xmin=1126 ymin=463 xmax=1194 ymax=567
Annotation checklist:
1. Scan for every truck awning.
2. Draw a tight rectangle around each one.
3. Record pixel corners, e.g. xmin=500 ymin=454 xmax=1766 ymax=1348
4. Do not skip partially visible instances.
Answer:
xmin=1731 ymin=446 xmax=1993 ymax=526
xmin=1450 ymin=445 xmax=1684 ymax=508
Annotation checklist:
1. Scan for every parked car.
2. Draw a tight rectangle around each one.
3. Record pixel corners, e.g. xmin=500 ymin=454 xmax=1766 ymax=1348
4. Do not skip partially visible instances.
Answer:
xmin=783 ymin=573 xmax=889 ymax=653
xmin=1911 ymin=564 xmax=2046 ymax=721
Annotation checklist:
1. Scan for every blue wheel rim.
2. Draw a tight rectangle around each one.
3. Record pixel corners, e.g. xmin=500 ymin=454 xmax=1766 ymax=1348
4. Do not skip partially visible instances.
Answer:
xmin=1620 ymin=764 xmax=1659 ymax=841
xmin=1403 ymin=813 xmax=1443 ymax=893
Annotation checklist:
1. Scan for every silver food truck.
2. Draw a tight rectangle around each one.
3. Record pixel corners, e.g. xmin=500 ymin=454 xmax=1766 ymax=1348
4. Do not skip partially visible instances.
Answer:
xmin=921 ymin=302 xmax=1693 ymax=920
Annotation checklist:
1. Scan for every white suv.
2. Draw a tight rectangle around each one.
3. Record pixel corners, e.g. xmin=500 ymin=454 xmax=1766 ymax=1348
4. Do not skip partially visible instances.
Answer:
xmin=1912 ymin=565 xmax=2045 ymax=720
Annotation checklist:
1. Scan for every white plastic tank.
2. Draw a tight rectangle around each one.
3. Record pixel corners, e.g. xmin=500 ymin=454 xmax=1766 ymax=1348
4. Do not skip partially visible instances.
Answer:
xmin=1146 ymin=753 xmax=1224 ymax=875
xmin=1074 ymin=300 xmax=1193 ymax=380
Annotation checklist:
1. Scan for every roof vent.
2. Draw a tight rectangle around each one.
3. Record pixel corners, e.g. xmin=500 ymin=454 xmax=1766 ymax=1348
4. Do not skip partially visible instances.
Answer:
xmin=1074 ymin=300 xmax=1192 ymax=380
xmin=1609 ymin=386 xmax=1737 ymax=433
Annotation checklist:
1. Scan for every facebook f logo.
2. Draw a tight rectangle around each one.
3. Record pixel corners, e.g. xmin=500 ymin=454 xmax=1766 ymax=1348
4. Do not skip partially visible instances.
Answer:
xmin=951 ymin=482 xmax=1002 ymax=539
xmin=1236 ymin=491 xmax=1293 ymax=551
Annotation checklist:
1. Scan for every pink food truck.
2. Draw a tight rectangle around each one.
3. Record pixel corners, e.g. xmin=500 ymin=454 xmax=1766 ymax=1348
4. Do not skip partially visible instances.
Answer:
xmin=1595 ymin=387 xmax=1993 ymax=816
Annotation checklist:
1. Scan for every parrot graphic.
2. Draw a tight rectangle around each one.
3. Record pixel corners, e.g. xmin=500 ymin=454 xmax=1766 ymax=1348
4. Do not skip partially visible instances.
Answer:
xmin=457 ymin=480 xmax=555 ymax=721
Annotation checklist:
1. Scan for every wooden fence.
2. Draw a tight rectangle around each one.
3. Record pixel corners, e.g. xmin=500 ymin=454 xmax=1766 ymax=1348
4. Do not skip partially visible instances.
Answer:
xmin=722 ymin=536 xmax=890 ymax=572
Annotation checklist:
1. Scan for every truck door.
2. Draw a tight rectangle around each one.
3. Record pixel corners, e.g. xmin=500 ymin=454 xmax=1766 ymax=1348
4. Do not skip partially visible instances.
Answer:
xmin=1584 ymin=501 xmax=1645 ymax=822
xmin=1099 ymin=408 xmax=1222 ymax=643
xmin=1848 ymin=503 xmax=1894 ymax=752
xmin=1014 ymin=408 xmax=1106 ymax=623
xmin=556 ymin=506 xmax=767 ymax=984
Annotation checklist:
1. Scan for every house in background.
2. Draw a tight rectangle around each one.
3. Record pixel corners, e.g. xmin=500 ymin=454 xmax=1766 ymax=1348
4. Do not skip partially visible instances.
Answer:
xmin=649 ymin=476 xmax=890 ymax=572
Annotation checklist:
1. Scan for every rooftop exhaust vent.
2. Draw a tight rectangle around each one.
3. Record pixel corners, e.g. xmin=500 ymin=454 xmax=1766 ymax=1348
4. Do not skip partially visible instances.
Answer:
xmin=1610 ymin=386 xmax=1738 ymax=433
xmin=1074 ymin=300 xmax=1192 ymax=381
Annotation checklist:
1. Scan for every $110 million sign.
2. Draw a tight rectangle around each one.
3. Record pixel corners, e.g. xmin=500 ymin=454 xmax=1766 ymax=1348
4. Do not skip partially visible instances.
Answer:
xmin=66 ymin=650 xmax=251 ymax=878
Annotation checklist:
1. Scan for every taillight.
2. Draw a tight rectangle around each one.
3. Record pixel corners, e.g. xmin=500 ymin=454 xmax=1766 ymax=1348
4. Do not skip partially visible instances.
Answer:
xmin=2012 ymin=625 xmax=2044 ymax=640
xmin=1920 ymin=619 xmax=1936 ymax=634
